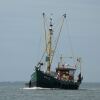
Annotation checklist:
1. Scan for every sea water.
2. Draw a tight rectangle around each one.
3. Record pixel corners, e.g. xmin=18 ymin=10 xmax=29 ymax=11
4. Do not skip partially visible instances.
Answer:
xmin=0 ymin=82 xmax=100 ymax=100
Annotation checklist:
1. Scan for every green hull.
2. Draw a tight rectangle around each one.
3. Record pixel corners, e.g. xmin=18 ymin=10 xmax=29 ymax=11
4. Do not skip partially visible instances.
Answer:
xmin=27 ymin=67 xmax=81 ymax=90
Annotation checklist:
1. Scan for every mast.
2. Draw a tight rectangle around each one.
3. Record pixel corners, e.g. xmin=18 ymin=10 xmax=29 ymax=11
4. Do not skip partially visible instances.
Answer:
xmin=43 ymin=13 xmax=66 ymax=73
xmin=46 ymin=16 xmax=53 ymax=73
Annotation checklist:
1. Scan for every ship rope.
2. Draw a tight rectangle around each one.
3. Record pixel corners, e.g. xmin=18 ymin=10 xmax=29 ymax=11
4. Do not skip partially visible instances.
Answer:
xmin=50 ymin=14 xmax=66 ymax=65
xmin=65 ymin=16 xmax=75 ymax=61
xmin=43 ymin=13 xmax=47 ymax=52
xmin=36 ymin=13 xmax=50 ymax=67
xmin=37 ymin=51 xmax=46 ymax=66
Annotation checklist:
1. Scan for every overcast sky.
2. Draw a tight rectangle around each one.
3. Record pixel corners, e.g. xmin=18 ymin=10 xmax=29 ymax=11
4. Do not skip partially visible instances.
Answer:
xmin=0 ymin=0 xmax=100 ymax=82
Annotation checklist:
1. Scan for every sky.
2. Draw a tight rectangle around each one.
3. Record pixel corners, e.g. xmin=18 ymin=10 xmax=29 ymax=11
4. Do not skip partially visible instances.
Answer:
xmin=0 ymin=0 xmax=100 ymax=82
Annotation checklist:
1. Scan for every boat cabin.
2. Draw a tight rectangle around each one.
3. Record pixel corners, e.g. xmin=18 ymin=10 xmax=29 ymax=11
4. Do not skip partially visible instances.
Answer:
xmin=56 ymin=67 xmax=76 ymax=81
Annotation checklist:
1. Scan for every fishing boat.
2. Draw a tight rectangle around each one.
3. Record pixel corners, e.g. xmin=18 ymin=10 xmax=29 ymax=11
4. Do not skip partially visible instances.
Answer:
xmin=26 ymin=13 xmax=83 ymax=89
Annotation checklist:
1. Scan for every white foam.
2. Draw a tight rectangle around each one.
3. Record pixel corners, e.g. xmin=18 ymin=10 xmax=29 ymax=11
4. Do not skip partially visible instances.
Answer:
xmin=22 ymin=87 xmax=51 ymax=90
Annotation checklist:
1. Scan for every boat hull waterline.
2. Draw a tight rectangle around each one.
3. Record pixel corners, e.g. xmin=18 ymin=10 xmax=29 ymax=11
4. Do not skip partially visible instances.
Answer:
xmin=26 ymin=68 xmax=81 ymax=90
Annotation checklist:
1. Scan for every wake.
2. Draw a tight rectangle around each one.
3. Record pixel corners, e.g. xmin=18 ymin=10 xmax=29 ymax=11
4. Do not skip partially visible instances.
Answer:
xmin=22 ymin=87 xmax=51 ymax=90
